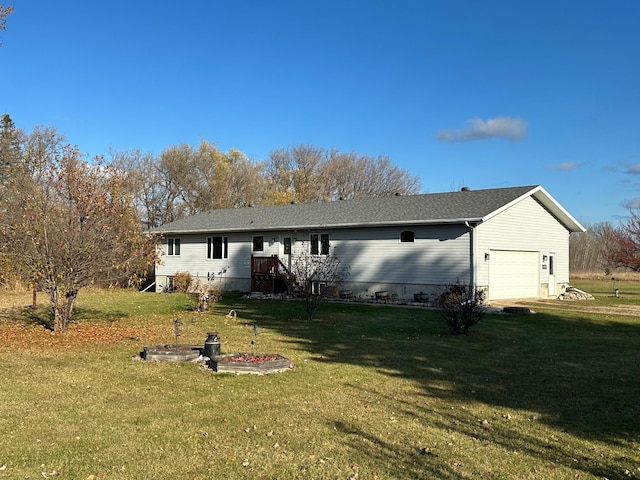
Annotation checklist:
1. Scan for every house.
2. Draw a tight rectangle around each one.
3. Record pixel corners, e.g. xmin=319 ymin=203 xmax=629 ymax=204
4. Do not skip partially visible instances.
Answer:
xmin=150 ymin=185 xmax=585 ymax=301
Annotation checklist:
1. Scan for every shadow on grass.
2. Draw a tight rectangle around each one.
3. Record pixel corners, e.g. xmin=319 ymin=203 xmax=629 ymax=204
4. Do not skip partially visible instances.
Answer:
xmin=217 ymin=296 xmax=640 ymax=479
xmin=0 ymin=304 xmax=128 ymax=330
xmin=0 ymin=291 xmax=197 ymax=332
xmin=332 ymin=419 xmax=460 ymax=479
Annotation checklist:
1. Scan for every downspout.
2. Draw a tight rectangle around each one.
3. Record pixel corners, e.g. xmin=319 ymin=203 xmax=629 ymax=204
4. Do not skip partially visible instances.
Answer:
xmin=464 ymin=221 xmax=476 ymax=288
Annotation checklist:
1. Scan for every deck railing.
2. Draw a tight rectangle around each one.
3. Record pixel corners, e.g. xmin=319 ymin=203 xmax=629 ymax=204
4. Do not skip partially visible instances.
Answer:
xmin=250 ymin=255 xmax=294 ymax=294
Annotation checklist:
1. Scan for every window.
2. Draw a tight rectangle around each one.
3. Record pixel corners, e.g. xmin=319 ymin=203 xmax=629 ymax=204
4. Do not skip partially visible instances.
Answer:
xmin=321 ymin=234 xmax=330 ymax=255
xmin=167 ymin=238 xmax=180 ymax=256
xmin=252 ymin=236 xmax=264 ymax=252
xmin=400 ymin=230 xmax=415 ymax=243
xmin=283 ymin=237 xmax=292 ymax=255
xmin=207 ymin=236 xmax=228 ymax=259
xmin=310 ymin=233 xmax=330 ymax=255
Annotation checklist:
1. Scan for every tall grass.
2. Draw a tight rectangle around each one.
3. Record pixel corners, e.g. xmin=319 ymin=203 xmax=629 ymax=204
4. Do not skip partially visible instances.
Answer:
xmin=0 ymin=286 xmax=638 ymax=479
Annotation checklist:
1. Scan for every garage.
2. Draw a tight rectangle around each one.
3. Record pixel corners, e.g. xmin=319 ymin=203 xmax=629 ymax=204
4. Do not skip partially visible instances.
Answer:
xmin=488 ymin=250 xmax=540 ymax=300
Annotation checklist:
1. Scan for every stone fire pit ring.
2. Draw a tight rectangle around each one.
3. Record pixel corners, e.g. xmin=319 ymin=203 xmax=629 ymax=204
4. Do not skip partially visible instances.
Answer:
xmin=211 ymin=353 xmax=292 ymax=375
xmin=142 ymin=344 xmax=203 ymax=362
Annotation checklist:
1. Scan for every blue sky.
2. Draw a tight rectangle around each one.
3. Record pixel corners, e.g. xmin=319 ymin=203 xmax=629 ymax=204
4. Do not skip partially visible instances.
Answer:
xmin=1 ymin=1 xmax=638 ymax=225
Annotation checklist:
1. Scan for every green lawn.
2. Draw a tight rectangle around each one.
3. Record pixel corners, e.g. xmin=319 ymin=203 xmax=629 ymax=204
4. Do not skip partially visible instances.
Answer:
xmin=0 ymin=285 xmax=638 ymax=479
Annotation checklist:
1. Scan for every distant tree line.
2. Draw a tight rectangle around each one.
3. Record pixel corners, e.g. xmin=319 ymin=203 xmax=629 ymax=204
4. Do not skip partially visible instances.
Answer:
xmin=570 ymin=222 xmax=612 ymax=273
xmin=569 ymin=218 xmax=640 ymax=276
xmin=110 ymin=142 xmax=421 ymax=228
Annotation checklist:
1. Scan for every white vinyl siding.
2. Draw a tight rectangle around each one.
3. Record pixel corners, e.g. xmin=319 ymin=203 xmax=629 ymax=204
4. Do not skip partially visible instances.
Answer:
xmin=156 ymin=234 xmax=250 ymax=280
xmin=156 ymin=225 xmax=471 ymax=289
xmin=475 ymin=196 xmax=571 ymax=299
xmin=331 ymin=225 xmax=471 ymax=285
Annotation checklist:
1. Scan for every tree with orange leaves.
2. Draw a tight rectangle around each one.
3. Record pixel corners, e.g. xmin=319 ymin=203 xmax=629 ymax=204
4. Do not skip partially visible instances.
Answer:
xmin=598 ymin=209 xmax=640 ymax=273
xmin=0 ymin=126 xmax=158 ymax=332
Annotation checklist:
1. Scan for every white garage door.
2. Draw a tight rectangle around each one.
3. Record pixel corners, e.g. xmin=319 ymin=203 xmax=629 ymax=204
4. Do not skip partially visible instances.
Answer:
xmin=489 ymin=250 xmax=539 ymax=300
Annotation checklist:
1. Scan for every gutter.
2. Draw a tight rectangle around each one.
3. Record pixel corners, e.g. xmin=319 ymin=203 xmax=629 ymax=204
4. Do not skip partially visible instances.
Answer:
xmin=465 ymin=221 xmax=477 ymax=287
xmin=150 ymin=217 xmax=486 ymax=236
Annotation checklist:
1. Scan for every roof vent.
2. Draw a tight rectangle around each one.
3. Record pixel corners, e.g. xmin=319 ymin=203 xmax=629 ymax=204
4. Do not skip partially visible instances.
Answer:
xmin=394 ymin=192 xmax=401 ymax=196
xmin=460 ymin=186 xmax=470 ymax=192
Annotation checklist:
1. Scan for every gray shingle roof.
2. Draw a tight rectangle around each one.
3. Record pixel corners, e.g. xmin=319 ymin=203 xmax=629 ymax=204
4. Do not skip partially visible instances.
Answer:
xmin=150 ymin=185 xmax=584 ymax=234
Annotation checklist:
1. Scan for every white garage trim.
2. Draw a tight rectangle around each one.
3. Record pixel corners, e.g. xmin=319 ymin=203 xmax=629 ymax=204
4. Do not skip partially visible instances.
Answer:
xmin=489 ymin=250 xmax=539 ymax=300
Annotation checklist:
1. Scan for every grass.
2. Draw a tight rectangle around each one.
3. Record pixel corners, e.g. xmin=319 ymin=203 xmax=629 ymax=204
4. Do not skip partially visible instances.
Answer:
xmin=0 ymin=284 xmax=638 ymax=479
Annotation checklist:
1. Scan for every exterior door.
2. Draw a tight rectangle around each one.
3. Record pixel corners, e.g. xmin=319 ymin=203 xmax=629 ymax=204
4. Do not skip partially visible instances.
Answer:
xmin=282 ymin=237 xmax=292 ymax=271
xmin=548 ymin=254 xmax=556 ymax=296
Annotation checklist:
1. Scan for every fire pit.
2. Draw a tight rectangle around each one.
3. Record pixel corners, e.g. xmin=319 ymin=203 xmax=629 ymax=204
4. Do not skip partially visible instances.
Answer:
xmin=141 ymin=317 xmax=203 ymax=362
xmin=211 ymin=353 xmax=291 ymax=374
xmin=142 ymin=344 xmax=202 ymax=362
xmin=139 ymin=322 xmax=291 ymax=374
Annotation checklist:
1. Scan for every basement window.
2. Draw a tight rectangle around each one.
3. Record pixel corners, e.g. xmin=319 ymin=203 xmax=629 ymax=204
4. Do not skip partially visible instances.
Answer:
xmin=400 ymin=230 xmax=415 ymax=243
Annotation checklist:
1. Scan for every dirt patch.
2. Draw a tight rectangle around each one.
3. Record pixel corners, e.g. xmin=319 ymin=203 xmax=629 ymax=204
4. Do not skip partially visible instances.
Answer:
xmin=489 ymin=298 xmax=640 ymax=317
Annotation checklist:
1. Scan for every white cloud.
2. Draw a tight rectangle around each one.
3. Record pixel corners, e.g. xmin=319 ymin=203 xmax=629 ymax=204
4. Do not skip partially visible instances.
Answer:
xmin=624 ymin=164 xmax=640 ymax=175
xmin=544 ymin=161 xmax=582 ymax=171
xmin=437 ymin=117 xmax=528 ymax=143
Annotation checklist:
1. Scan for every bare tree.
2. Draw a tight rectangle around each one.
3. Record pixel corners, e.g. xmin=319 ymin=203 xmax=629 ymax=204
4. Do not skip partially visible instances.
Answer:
xmin=264 ymin=144 xmax=421 ymax=205
xmin=438 ymin=284 xmax=486 ymax=335
xmin=322 ymin=151 xmax=421 ymax=200
xmin=569 ymin=221 xmax=621 ymax=274
xmin=0 ymin=113 xmax=25 ymax=201
xmin=0 ymin=113 xmax=25 ymax=286
xmin=107 ymin=141 xmax=423 ymax=228
xmin=109 ymin=149 xmax=183 ymax=228
xmin=0 ymin=4 xmax=13 ymax=47
xmin=286 ymin=241 xmax=349 ymax=320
